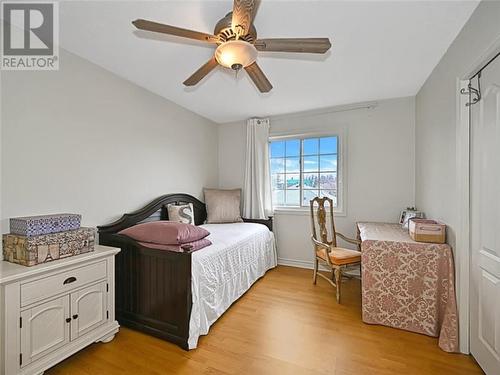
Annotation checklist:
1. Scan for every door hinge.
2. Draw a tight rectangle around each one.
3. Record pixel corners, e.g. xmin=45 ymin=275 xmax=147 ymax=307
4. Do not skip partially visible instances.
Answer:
xmin=19 ymin=317 xmax=22 ymax=329
xmin=19 ymin=353 xmax=22 ymax=366
xmin=106 ymin=310 xmax=109 ymax=320
xmin=106 ymin=283 xmax=109 ymax=292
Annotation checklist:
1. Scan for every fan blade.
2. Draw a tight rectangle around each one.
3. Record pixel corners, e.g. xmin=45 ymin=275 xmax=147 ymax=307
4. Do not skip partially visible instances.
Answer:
xmin=132 ymin=19 xmax=219 ymax=43
xmin=254 ymin=38 xmax=331 ymax=53
xmin=231 ymin=0 xmax=256 ymax=37
xmin=245 ymin=62 xmax=272 ymax=93
xmin=183 ymin=57 xmax=218 ymax=86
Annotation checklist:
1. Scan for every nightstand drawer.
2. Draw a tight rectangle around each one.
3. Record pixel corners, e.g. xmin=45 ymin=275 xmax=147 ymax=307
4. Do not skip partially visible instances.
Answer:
xmin=21 ymin=260 xmax=107 ymax=307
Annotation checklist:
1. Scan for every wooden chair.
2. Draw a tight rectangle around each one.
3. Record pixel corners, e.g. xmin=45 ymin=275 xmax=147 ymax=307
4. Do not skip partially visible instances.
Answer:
xmin=310 ymin=196 xmax=361 ymax=303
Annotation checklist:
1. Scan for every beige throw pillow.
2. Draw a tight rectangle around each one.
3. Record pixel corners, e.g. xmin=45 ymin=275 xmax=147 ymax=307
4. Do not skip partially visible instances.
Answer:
xmin=204 ymin=188 xmax=243 ymax=224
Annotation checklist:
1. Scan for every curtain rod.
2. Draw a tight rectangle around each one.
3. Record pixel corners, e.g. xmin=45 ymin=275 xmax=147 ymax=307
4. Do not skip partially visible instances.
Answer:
xmin=268 ymin=102 xmax=378 ymax=121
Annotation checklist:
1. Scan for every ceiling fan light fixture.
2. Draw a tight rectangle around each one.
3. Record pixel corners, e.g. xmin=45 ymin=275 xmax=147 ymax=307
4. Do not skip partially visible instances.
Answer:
xmin=215 ymin=40 xmax=257 ymax=70
xmin=133 ymin=1 xmax=332 ymax=92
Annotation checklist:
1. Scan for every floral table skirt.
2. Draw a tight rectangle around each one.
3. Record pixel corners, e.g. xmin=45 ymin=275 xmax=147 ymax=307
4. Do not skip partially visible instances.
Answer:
xmin=357 ymin=222 xmax=459 ymax=352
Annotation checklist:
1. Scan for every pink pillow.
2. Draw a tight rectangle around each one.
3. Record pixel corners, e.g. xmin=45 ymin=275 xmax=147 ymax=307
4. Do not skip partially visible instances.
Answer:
xmin=119 ymin=221 xmax=209 ymax=245
xmin=138 ymin=238 xmax=212 ymax=252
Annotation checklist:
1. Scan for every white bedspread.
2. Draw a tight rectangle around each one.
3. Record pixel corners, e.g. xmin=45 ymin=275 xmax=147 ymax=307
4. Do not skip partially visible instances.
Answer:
xmin=188 ymin=222 xmax=277 ymax=349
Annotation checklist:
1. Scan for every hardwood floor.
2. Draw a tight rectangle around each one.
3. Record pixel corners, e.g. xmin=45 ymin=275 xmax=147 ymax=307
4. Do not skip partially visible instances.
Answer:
xmin=47 ymin=266 xmax=483 ymax=375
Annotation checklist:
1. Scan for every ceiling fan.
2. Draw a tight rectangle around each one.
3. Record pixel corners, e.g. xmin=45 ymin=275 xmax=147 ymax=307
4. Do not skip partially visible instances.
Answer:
xmin=132 ymin=0 xmax=332 ymax=93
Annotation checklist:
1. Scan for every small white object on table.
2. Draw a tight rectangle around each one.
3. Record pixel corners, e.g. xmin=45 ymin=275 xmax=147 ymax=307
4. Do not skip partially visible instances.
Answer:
xmin=357 ymin=222 xmax=458 ymax=352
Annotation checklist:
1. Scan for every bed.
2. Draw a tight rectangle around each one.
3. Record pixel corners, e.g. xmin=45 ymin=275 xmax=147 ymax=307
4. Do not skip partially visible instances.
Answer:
xmin=97 ymin=193 xmax=276 ymax=350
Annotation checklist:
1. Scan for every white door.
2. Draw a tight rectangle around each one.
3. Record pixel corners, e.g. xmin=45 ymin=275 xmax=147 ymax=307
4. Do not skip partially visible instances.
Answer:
xmin=20 ymin=296 xmax=70 ymax=367
xmin=70 ymin=281 xmax=107 ymax=340
xmin=470 ymin=55 xmax=500 ymax=375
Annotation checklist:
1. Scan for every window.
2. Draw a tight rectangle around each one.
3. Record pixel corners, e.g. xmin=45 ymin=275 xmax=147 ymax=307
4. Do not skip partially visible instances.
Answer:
xmin=270 ymin=136 xmax=340 ymax=208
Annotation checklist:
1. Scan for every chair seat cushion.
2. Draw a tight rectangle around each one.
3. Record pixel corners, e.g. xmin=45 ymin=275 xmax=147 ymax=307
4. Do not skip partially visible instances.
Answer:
xmin=316 ymin=246 xmax=361 ymax=265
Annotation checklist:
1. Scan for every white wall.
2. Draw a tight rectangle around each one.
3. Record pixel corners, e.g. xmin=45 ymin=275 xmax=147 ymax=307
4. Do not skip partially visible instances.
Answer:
xmin=415 ymin=0 xmax=500 ymax=250
xmin=1 ymin=49 xmax=219 ymax=241
xmin=219 ymin=97 xmax=415 ymax=267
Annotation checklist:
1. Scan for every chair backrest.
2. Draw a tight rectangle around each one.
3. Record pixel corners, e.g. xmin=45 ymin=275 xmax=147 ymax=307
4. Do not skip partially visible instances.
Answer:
xmin=309 ymin=196 xmax=337 ymax=248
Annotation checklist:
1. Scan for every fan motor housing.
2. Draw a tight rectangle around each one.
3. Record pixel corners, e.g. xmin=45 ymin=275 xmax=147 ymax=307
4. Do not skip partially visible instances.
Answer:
xmin=214 ymin=12 xmax=257 ymax=43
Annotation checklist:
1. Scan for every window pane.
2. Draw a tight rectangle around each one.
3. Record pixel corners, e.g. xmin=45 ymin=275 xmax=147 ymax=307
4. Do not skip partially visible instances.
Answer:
xmin=320 ymin=137 xmax=337 ymax=154
xmin=321 ymin=190 xmax=337 ymax=207
xmin=303 ymin=138 xmax=319 ymax=155
xmin=285 ymin=157 xmax=300 ymax=173
xmin=270 ymin=158 xmax=285 ymax=174
xmin=285 ymin=174 xmax=300 ymax=189
xmin=270 ymin=141 xmax=285 ymax=157
xmin=320 ymin=172 xmax=337 ymax=189
xmin=302 ymin=189 xmax=319 ymax=206
xmin=286 ymin=190 xmax=300 ymax=206
xmin=320 ymin=155 xmax=337 ymax=172
xmin=285 ymin=140 xmax=300 ymax=157
xmin=271 ymin=136 xmax=341 ymax=209
xmin=302 ymin=156 xmax=319 ymax=172
xmin=271 ymin=174 xmax=285 ymax=190
xmin=273 ymin=190 xmax=285 ymax=206
xmin=302 ymin=173 xmax=319 ymax=189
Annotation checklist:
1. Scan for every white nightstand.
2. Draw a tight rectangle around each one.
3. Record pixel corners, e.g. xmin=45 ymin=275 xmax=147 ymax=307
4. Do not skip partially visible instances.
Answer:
xmin=0 ymin=245 xmax=120 ymax=375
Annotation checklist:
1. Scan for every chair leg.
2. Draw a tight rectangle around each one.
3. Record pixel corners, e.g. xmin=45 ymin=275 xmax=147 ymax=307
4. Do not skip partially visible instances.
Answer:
xmin=312 ymin=258 xmax=318 ymax=285
xmin=334 ymin=267 xmax=342 ymax=303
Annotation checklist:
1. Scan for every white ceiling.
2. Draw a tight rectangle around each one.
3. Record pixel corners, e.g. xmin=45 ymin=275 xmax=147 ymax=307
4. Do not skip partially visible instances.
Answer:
xmin=59 ymin=1 xmax=478 ymax=123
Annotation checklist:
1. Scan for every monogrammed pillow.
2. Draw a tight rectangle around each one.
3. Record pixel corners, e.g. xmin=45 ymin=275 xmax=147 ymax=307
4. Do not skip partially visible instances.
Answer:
xmin=167 ymin=203 xmax=195 ymax=224
xmin=204 ymin=188 xmax=243 ymax=224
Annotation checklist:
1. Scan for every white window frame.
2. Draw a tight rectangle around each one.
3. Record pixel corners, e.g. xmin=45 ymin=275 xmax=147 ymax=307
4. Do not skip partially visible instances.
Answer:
xmin=269 ymin=130 xmax=346 ymax=216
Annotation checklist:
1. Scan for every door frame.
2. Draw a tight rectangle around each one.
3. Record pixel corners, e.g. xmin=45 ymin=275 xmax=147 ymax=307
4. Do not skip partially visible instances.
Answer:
xmin=456 ymin=34 xmax=500 ymax=354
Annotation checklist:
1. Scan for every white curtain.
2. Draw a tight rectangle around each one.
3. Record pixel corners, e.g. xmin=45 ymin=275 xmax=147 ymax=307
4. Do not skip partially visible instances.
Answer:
xmin=243 ymin=118 xmax=273 ymax=219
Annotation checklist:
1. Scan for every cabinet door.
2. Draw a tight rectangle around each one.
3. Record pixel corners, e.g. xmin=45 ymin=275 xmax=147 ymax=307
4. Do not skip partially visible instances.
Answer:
xmin=20 ymin=296 xmax=70 ymax=367
xmin=71 ymin=281 xmax=107 ymax=340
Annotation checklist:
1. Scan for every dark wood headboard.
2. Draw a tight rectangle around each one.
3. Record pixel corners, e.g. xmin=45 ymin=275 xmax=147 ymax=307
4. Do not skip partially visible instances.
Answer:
xmin=97 ymin=193 xmax=207 ymax=234
xmin=97 ymin=193 xmax=273 ymax=234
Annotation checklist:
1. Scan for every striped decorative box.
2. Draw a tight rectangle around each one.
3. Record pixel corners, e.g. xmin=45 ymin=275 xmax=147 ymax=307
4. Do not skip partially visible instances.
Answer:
xmin=10 ymin=213 xmax=81 ymax=237
xmin=2 ymin=227 xmax=95 ymax=267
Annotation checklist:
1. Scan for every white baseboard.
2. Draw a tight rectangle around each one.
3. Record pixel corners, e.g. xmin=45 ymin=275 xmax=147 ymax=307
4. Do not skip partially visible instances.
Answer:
xmin=277 ymin=257 xmax=315 ymax=269
xmin=277 ymin=257 xmax=330 ymax=271
xmin=277 ymin=257 xmax=361 ymax=277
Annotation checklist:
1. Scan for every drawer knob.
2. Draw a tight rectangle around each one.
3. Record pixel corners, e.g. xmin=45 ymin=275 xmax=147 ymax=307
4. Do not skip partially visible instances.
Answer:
xmin=63 ymin=277 xmax=77 ymax=285
xmin=66 ymin=318 xmax=71 ymax=323
xmin=72 ymin=314 xmax=78 ymax=320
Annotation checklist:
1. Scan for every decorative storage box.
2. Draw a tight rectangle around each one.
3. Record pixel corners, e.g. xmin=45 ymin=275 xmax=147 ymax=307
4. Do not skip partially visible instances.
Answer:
xmin=408 ymin=219 xmax=446 ymax=244
xmin=10 ymin=213 xmax=81 ymax=237
xmin=2 ymin=227 xmax=95 ymax=266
